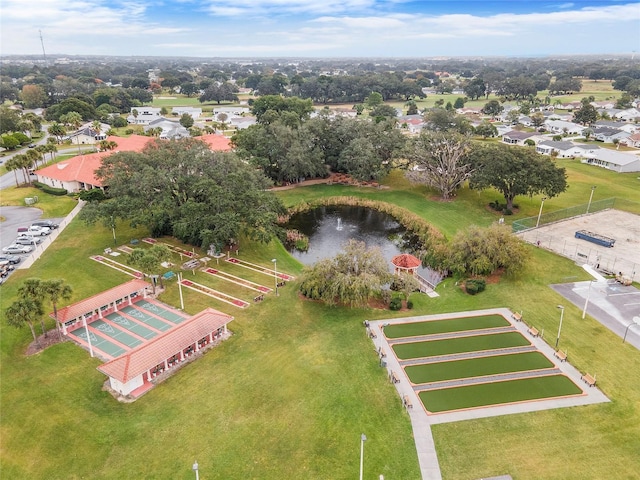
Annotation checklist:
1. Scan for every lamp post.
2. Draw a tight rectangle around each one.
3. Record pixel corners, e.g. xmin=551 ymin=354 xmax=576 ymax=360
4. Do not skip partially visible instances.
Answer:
xmin=555 ymin=305 xmax=565 ymax=349
xmin=586 ymin=186 xmax=596 ymax=214
xmin=359 ymin=434 xmax=367 ymax=480
xmin=271 ymin=258 xmax=278 ymax=296
xmin=536 ymin=197 xmax=547 ymax=228
xmin=582 ymin=280 xmax=596 ymax=319
xmin=192 ymin=460 xmax=199 ymax=480
xmin=622 ymin=317 xmax=640 ymax=344
xmin=110 ymin=215 xmax=116 ymax=245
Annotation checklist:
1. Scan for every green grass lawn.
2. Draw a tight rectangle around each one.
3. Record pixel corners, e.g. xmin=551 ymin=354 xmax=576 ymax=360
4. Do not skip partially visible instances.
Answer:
xmin=384 ymin=314 xmax=509 ymax=338
xmin=0 ymin=186 xmax=78 ymax=217
xmin=420 ymin=375 xmax=583 ymax=413
xmin=1 ymin=156 xmax=640 ymax=479
xmin=392 ymin=332 xmax=531 ymax=360
xmin=405 ymin=351 xmax=554 ymax=384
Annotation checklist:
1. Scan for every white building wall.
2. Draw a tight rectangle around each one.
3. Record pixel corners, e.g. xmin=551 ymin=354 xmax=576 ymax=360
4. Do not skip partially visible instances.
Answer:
xmin=109 ymin=375 xmax=144 ymax=396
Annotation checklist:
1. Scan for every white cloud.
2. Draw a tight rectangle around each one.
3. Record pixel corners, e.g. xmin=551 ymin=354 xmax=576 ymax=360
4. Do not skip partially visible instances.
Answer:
xmin=204 ymin=0 xmax=376 ymax=16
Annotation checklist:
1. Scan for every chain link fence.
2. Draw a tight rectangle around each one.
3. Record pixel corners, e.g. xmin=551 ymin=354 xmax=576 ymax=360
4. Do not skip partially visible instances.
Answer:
xmin=513 ymin=198 xmax=640 ymax=282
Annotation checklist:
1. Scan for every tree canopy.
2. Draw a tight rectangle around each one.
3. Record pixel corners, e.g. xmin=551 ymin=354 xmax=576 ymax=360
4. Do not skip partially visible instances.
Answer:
xmin=298 ymin=239 xmax=392 ymax=307
xmin=468 ymin=143 xmax=568 ymax=210
xmin=80 ymin=138 xmax=285 ymax=249
xmin=406 ymin=132 xmax=474 ymax=200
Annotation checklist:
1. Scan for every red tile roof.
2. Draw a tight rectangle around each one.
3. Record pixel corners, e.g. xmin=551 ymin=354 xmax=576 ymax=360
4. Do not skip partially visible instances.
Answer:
xmin=35 ymin=135 xmax=153 ymax=188
xmin=53 ymin=279 xmax=150 ymax=323
xmin=97 ymin=308 xmax=233 ymax=383
xmin=35 ymin=134 xmax=232 ymax=186
xmin=391 ymin=253 xmax=421 ymax=269
xmin=198 ymin=134 xmax=232 ymax=151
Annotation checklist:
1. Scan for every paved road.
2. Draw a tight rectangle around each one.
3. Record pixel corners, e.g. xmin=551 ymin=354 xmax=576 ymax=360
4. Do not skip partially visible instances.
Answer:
xmin=0 ymin=206 xmax=44 ymax=251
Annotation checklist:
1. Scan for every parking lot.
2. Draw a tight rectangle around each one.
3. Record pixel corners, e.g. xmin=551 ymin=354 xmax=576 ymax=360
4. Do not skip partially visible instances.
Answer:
xmin=0 ymin=206 xmax=63 ymax=281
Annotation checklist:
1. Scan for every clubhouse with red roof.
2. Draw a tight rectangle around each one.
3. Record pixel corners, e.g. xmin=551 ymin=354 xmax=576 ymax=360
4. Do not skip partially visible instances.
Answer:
xmin=35 ymin=134 xmax=232 ymax=193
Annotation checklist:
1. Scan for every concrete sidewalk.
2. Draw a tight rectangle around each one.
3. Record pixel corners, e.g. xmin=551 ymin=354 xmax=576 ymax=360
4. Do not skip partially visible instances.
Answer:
xmin=18 ymin=200 xmax=85 ymax=270
xmin=366 ymin=307 xmax=611 ymax=480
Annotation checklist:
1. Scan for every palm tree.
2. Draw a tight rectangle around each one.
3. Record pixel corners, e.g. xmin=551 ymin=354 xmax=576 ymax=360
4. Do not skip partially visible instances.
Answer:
xmin=18 ymin=278 xmax=47 ymax=337
xmin=6 ymin=298 xmax=44 ymax=349
xmin=41 ymin=279 xmax=73 ymax=341
xmin=47 ymin=122 xmax=66 ymax=144
xmin=63 ymin=111 xmax=83 ymax=155
xmin=5 ymin=157 xmax=21 ymax=187
xmin=35 ymin=145 xmax=47 ymax=168
xmin=12 ymin=154 xmax=30 ymax=185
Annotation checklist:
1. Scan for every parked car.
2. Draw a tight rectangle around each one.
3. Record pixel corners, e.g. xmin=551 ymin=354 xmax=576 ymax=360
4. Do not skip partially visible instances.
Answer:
xmin=15 ymin=235 xmax=42 ymax=245
xmin=32 ymin=220 xmax=59 ymax=230
xmin=0 ymin=254 xmax=21 ymax=264
xmin=2 ymin=244 xmax=33 ymax=254
xmin=26 ymin=225 xmax=50 ymax=236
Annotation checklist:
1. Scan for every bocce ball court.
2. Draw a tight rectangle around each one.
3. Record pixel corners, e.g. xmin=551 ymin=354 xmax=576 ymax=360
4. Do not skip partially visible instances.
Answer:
xmin=384 ymin=313 xmax=584 ymax=414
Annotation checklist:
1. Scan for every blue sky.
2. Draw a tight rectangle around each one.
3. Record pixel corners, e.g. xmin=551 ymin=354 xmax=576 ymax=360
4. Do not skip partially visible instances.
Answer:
xmin=1 ymin=1 xmax=639 ymax=57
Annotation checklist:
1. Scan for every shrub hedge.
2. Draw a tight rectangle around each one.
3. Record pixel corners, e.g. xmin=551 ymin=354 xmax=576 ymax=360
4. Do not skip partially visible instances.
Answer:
xmin=33 ymin=181 xmax=68 ymax=196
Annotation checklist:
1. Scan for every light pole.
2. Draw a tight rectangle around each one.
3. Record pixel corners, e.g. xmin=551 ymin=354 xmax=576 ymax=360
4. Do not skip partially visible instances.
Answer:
xmin=622 ymin=317 xmax=640 ymax=344
xmin=536 ymin=197 xmax=547 ymax=228
xmin=271 ymin=258 xmax=278 ymax=296
xmin=582 ymin=280 xmax=596 ymax=319
xmin=110 ymin=215 xmax=116 ymax=245
xmin=192 ymin=460 xmax=199 ymax=480
xmin=586 ymin=186 xmax=596 ymax=214
xmin=555 ymin=305 xmax=565 ymax=349
xmin=359 ymin=433 xmax=367 ymax=480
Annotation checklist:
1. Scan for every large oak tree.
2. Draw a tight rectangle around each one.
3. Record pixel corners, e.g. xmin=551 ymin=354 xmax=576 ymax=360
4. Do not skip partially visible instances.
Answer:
xmin=81 ymin=138 xmax=285 ymax=249
xmin=468 ymin=143 xmax=567 ymax=210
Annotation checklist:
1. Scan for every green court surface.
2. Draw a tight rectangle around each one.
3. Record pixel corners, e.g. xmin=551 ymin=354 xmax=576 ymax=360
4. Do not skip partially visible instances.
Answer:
xmin=90 ymin=319 xmax=143 ymax=348
xmin=384 ymin=315 xmax=510 ymax=339
xmin=404 ymin=352 xmax=554 ymax=384
xmin=419 ymin=375 xmax=583 ymax=413
xmin=68 ymin=328 xmax=127 ymax=358
xmin=105 ymin=312 xmax=158 ymax=340
xmin=392 ymin=332 xmax=530 ymax=360
xmin=120 ymin=306 xmax=172 ymax=331
xmin=135 ymin=300 xmax=188 ymax=323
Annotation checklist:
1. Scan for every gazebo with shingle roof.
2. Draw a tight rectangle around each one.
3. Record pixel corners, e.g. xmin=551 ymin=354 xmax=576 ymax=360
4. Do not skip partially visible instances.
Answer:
xmin=391 ymin=253 xmax=421 ymax=276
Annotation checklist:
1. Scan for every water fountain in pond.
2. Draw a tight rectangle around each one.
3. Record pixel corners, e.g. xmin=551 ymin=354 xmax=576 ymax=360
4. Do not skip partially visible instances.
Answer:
xmin=336 ymin=218 xmax=343 ymax=231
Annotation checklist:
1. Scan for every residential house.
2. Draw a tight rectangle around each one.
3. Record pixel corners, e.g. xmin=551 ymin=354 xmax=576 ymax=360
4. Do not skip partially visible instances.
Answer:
xmin=213 ymin=106 xmax=250 ymax=117
xmin=172 ymin=107 xmax=202 ymax=120
xmin=144 ymin=118 xmax=190 ymax=139
xmin=620 ymin=132 xmax=640 ymax=148
xmin=592 ymin=127 xmax=630 ymax=143
xmin=65 ymin=127 xmax=108 ymax=145
xmin=228 ymin=116 xmax=257 ymax=130
xmin=535 ymin=140 xmax=590 ymax=158
xmin=595 ymin=120 xmax=638 ymax=134
xmin=544 ymin=120 xmax=585 ymax=135
xmin=591 ymin=101 xmax=616 ymax=109
xmin=614 ymin=108 xmax=640 ymax=123
xmin=581 ymin=149 xmax=640 ymax=172
xmin=502 ymin=130 xmax=539 ymax=146
xmin=127 ymin=107 xmax=162 ymax=125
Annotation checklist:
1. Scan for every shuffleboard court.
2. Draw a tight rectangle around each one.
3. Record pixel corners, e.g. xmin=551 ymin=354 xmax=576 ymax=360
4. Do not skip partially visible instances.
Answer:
xmin=68 ymin=328 xmax=127 ymax=358
xmin=105 ymin=312 xmax=158 ymax=340
xmin=420 ymin=375 xmax=583 ymax=413
xmin=405 ymin=352 xmax=554 ymax=384
xmin=393 ymin=332 xmax=530 ymax=360
xmin=135 ymin=299 xmax=188 ymax=324
xmin=90 ymin=319 xmax=143 ymax=348
xmin=384 ymin=315 xmax=510 ymax=339
xmin=120 ymin=305 xmax=172 ymax=331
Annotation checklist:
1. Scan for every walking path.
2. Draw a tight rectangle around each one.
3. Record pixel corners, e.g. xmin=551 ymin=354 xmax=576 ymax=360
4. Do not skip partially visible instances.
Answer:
xmin=366 ymin=307 xmax=610 ymax=480
xmin=17 ymin=200 xmax=85 ymax=270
